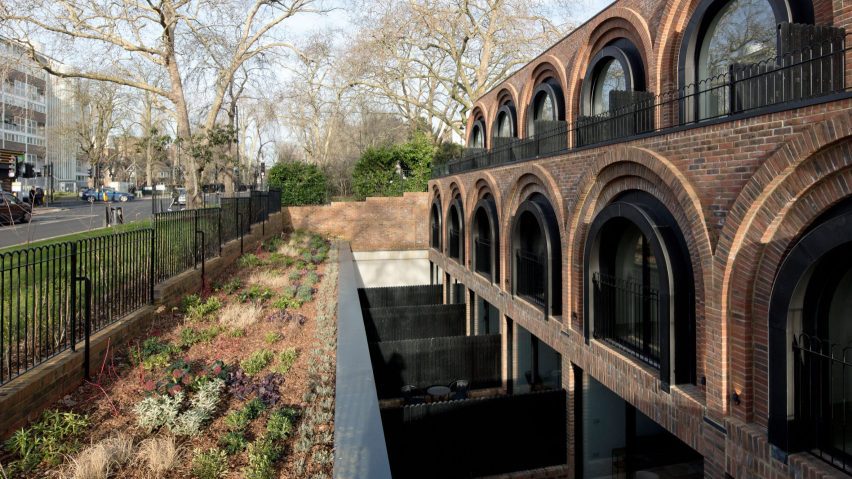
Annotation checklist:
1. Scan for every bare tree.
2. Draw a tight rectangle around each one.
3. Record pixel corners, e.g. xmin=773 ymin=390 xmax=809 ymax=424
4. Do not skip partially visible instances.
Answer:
xmin=347 ymin=0 xmax=575 ymax=139
xmin=1 ymin=0 xmax=325 ymax=205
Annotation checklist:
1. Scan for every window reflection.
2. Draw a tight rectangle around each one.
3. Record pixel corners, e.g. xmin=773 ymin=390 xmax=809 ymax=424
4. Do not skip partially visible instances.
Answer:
xmin=594 ymin=59 xmax=627 ymax=114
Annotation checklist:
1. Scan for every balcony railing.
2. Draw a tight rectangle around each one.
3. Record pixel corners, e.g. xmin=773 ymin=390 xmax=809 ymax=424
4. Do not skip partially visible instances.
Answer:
xmin=792 ymin=332 xmax=852 ymax=474
xmin=515 ymin=250 xmax=546 ymax=308
xmin=433 ymin=33 xmax=849 ymax=178
xmin=431 ymin=224 xmax=441 ymax=250
xmin=448 ymin=230 xmax=461 ymax=260
xmin=592 ymin=272 xmax=662 ymax=368
xmin=474 ymin=238 xmax=492 ymax=278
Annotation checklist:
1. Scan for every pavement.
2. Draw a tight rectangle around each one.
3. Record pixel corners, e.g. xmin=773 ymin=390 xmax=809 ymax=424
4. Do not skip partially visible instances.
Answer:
xmin=0 ymin=198 xmax=155 ymax=249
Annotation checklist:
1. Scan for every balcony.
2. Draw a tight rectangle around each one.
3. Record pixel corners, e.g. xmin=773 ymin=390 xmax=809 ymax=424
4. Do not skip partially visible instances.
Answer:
xmin=433 ymin=33 xmax=850 ymax=178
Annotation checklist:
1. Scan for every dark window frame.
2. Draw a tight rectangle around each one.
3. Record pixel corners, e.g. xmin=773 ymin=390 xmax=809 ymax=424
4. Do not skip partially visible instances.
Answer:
xmin=471 ymin=194 xmax=500 ymax=283
xmin=430 ymin=198 xmax=442 ymax=251
xmin=581 ymin=40 xmax=647 ymax=116
xmin=583 ymin=191 xmax=696 ymax=391
xmin=492 ymin=103 xmax=518 ymax=140
xmin=510 ymin=193 xmax=562 ymax=318
xmin=526 ymin=79 xmax=565 ymax=137
xmin=446 ymin=195 xmax=465 ymax=263
xmin=469 ymin=118 xmax=487 ymax=149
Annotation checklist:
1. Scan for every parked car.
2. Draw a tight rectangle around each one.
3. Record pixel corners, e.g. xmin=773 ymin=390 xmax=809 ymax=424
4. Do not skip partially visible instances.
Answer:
xmin=177 ymin=188 xmax=187 ymax=205
xmin=0 ymin=192 xmax=33 ymax=225
xmin=80 ymin=187 xmax=135 ymax=203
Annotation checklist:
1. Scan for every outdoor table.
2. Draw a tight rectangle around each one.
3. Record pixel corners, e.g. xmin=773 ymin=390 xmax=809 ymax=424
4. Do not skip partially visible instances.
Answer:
xmin=426 ymin=385 xmax=451 ymax=400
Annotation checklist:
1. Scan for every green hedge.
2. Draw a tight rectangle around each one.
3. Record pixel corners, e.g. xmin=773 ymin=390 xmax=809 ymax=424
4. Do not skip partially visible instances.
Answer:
xmin=267 ymin=161 xmax=328 ymax=206
xmin=352 ymin=132 xmax=434 ymax=199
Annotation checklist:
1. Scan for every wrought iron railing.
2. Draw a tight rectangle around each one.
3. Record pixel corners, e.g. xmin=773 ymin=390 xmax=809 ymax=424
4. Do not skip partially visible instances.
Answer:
xmin=592 ymin=272 xmax=662 ymax=367
xmin=449 ymin=230 xmax=461 ymax=260
xmin=0 ymin=189 xmax=283 ymax=385
xmin=474 ymin=238 xmax=492 ymax=277
xmin=431 ymin=224 xmax=441 ymax=250
xmin=515 ymin=250 xmax=546 ymax=308
xmin=433 ymin=34 xmax=849 ymax=178
xmin=792 ymin=332 xmax=852 ymax=474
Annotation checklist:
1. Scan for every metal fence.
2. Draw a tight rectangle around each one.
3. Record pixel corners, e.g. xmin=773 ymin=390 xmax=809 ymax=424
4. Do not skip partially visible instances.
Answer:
xmin=433 ymin=33 xmax=850 ymax=178
xmin=381 ymin=389 xmax=567 ymax=478
xmin=516 ymin=250 xmax=546 ymax=308
xmin=792 ymin=332 xmax=852 ymax=474
xmin=369 ymin=334 xmax=502 ymax=399
xmin=363 ymin=304 xmax=466 ymax=342
xmin=592 ymin=272 xmax=662 ymax=367
xmin=358 ymin=284 xmax=444 ymax=309
xmin=0 ymin=189 xmax=282 ymax=385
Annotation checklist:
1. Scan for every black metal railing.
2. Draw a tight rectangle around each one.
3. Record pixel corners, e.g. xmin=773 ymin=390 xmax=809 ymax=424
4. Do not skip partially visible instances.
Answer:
xmin=0 ymin=188 xmax=282 ymax=385
xmin=449 ymin=230 xmax=461 ymax=260
xmin=430 ymin=224 xmax=440 ymax=250
xmin=792 ymin=332 xmax=852 ymax=474
xmin=474 ymin=238 xmax=492 ymax=277
xmin=592 ymin=272 xmax=662 ymax=367
xmin=515 ymin=250 xmax=546 ymax=308
xmin=433 ymin=34 xmax=849 ymax=178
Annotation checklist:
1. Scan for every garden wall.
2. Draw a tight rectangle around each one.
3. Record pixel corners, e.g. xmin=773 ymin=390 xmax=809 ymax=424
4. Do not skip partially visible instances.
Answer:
xmin=285 ymin=192 xmax=429 ymax=251
xmin=0 ymin=212 xmax=286 ymax=440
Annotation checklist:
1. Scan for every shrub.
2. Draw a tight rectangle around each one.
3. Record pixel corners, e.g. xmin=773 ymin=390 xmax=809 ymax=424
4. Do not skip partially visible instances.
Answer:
xmin=67 ymin=434 xmax=134 ymax=479
xmin=218 ymin=278 xmax=242 ymax=295
xmin=132 ymin=337 xmax=180 ymax=369
xmin=4 ymin=410 xmax=89 ymax=472
xmin=266 ymin=408 xmax=298 ymax=441
xmin=180 ymin=326 xmax=222 ymax=348
xmin=272 ymin=296 xmax=302 ymax=311
xmin=219 ymin=303 xmax=263 ymax=329
xmin=267 ymin=161 xmax=328 ymax=206
xmin=187 ymin=297 xmax=223 ymax=321
xmin=191 ymin=448 xmax=227 ymax=479
xmin=228 ymin=328 xmax=246 ymax=338
xmin=352 ymin=132 xmax=434 ymax=199
xmin=288 ymin=270 xmax=301 ymax=282
xmin=241 ymin=350 xmax=274 ymax=376
xmin=238 ymin=253 xmax=263 ymax=268
xmin=137 ymin=436 xmax=180 ymax=478
xmin=264 ymin=332 xmax=282 ymax=344
xmin=296 ymin=284 xmax=314 ymax=303
xmin=243 ymin=437 xmax=281 ymax=479
xmin=274 ymin=348 xmax=298 ymax=375
xmin=239 ymin=285 xmax=274 ymax=304
xmin=224 ymin=398 xmax=266 ymax=432
xmin=172 ymin=378 xmax=226 ymax=436
xmin=134 ymin=392 xmax=184 ymax=433
xmin=219 ymin=431 xmax=248 ymax=455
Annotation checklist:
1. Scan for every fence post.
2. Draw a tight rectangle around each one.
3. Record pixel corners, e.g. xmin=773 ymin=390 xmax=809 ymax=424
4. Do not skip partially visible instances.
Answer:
xmin=70 ymin=242 xmax=78 ymax=351
xmin=75 ymin=276 xmax=92 ymax=378
xmin=728 ymin=64 xmax=736 ymax=115
xmin=238 ymin=211 xmax=244 ymax=255
xmin=193 ymin=209 xmax=199 ymax=269
xmin=218 ymin=207 xmax=222 ymax=256
xmin=248 ymin=191 xmax=253 ymax=233
xmin=149 ymin=227 xmax=155 ymax=303
xmin=196 ymin=230 xmax=206 ymax=290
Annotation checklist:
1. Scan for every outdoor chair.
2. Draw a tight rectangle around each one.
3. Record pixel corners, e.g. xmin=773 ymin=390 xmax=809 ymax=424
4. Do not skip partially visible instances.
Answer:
xmin=449 ymin=379 xmax=469 ymax=400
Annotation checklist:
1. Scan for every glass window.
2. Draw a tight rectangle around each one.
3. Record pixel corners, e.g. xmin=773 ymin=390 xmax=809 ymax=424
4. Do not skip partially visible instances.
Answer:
xmin=470 ymin=124 xmax=483 ymax=148
xmin=496 ymin=112 xmax=512 ymax=137
xmin=593 ymin=59 xmax=627 ymax=114
xmin=700 ymin=0 xmax=777 ymax=81
xmin=533 ymin=92 xmax=554 ymax=122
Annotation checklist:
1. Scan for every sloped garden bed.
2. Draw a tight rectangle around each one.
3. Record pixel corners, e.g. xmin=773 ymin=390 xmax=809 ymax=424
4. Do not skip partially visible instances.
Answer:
xmin=0 ymin=231 xmax=338 ymax=479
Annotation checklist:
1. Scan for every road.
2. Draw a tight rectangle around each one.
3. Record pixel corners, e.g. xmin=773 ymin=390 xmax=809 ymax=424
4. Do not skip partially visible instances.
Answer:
xmin=0 ymin=199 xmax=155 ymax=249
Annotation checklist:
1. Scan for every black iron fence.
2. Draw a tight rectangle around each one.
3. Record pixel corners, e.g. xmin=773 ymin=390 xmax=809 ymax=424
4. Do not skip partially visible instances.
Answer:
xmin=358 ymin=284 xmax=444 ymax=309
xmin=381 ymin=390 xmax=567 ymax=478
xmin=0 ymin=189 xmax=282 ymax=385
xmin=369 ymin=334 xmax=502 ymax=399
xmin=363 ymin=304 xmax=466 ymax=342
xmin=592 ymin=272 xmax=662 ymax=367
xmin=433 ymin=33 xmax=850 ymax=178
xmin=792 ymin=332 xmax=852 ymax=474
xmin=515 ymin=250 xmax=546 ymax=308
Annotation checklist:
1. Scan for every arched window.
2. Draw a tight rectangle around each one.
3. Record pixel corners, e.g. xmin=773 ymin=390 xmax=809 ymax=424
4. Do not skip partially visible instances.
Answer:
xmin=768 ymin=199 xmax=852 ymax=470
xmin=679 ymin=0 xmax=813 ymax=121
xmin=493 ymin=103 xmax=517 ymax=140
xmin=430 ymin=199 xmax=442 ymax=250
xmin=526 ymin=79 xmax=565 ymax=137
xmin=447 ymin=196 xmax=464 ymax=262
xmin=584 ymin=191 xmax=696 ymax=389
xmin=593 ymin=59 xmax=627 ymax=115
xmin=512 ymin=193 xmax=562 ymax=317
xmin=468 ymin=119 xmax=486 ymax=149
xmin=472 ymin=195 xmax=499 ymax=282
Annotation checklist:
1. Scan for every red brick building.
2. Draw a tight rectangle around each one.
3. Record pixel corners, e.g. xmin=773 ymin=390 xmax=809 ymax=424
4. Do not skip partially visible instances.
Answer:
xmin=427 ymin=0 xmax=852 ymax=477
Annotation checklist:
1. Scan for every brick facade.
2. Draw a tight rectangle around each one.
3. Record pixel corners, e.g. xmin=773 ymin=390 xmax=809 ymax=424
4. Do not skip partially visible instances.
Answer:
xmin=429 ymin=0 xmax=852 ymax=477
xmin=285 ymin=192 xmax=430 ymax=252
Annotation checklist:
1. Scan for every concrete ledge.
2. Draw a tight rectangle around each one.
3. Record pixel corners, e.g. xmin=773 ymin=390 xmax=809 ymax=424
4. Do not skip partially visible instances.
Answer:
xmin=333 ymin=243 xmax=392 ymax=479
xmin=0 ymin=211 xmax=285 ymax=439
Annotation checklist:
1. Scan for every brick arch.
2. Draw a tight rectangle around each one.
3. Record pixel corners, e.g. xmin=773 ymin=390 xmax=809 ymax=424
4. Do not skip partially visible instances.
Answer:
xmin=716 ymin=136 xmax=852 ymax=424
xmin=566 ymin=7 xmax=656 ymax=127
xmin=519 ymin=58 xmax=568 ymax=138
xmin=467 ymin=106 xmax=489 ymax=146
xmin=500 ymin=168 xmax=566 ymax=293
xmin=568 ymin=161 xmax=710 ymax=352
xmin=465 ymin=173 xmax=503 ymax=229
